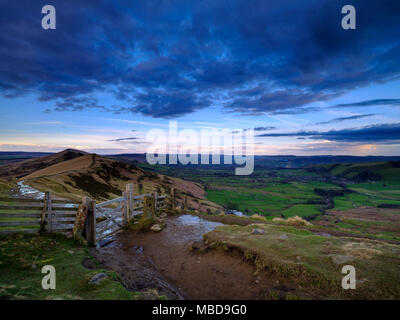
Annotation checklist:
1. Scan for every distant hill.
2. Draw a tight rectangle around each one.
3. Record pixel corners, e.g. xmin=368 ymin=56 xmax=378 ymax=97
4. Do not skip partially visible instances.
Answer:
xmin=0 ymin=149 xmax=87 ymax=178
xmin=2 ymin=151 xmax=400 ymax=169
xmin=307 ymin=161 xmax=400 ymax=182
xmin=0 ymin=149 xmax=221 ymax=213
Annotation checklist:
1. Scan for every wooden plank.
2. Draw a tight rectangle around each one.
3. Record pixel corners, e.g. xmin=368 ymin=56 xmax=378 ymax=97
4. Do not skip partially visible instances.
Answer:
xmin=49 ymin=203 xmax=79 ymax=208
xmin=49 ymin=217 xmax=76 ymax=223
xmin=0 ymin=221 xmax=40 ymax=226
xmin=0 ymin=213 xmax=42 ymax=218
xmin=96 ymin=228 xmax=123 ymax=241
xmin=52 ymin=199 xmax=80 ymax=204
xmin=51 ymin=228 xmax=73 ymax=233
xmin=133 ymin=194 xmax=146 ymax=200
xmin=158 ymin=195 xmax=167 ymax=200
xmin=0 ymin=205 xmax=43 ymax=210
xmin=0 ymin=229 xmax=38 ymax=235
xmin=96 ymin=196 xmax=126 ymax=208
xmin=50 ymin=211 xmax=76 ymax=216
xmin=51 ymin=206 xmax=77 ymax=211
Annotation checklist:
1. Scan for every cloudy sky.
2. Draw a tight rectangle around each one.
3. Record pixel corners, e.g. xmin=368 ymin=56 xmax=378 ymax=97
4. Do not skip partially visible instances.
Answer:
xmin=0 ymin=0 xmax=399 ymax=155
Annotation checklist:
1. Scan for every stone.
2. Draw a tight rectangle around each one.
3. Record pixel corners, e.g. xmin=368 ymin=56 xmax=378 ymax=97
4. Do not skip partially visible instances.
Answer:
xmin=89 ymin=272 xmax=108 ymax=285
xmin=252 ymin=228 xmax=264 ymax=235
xmin=159 ymin=212 xmax=167 ymax=218
xmin=150 ymin=224 xmax=163 ymax=232
xmin=279 ymin=234 xmax=289 ymax=240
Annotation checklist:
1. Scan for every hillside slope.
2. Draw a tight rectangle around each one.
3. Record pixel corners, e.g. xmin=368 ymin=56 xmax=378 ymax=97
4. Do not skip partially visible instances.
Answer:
xmin=307 ymin=161 xmax=400 ymax=182
xmin=2 ymin=149 xmax=221 ymax=213
xmin=0 ymin=149 xmax=87 ymax=179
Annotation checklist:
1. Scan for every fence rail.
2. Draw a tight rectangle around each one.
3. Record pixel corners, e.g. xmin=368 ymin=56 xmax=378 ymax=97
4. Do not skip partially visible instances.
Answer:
xmin=0 ymin=183 xmax=175 ymax=244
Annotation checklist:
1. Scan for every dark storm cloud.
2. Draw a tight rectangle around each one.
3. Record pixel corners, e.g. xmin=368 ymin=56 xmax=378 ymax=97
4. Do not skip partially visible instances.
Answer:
xmin=314 ymin=113 xmax=377 ymax=125
xmin=257 ymin=123 xmax=400 ymax=142
xmin=0 ymin=0 xmax=399 ymax=118
xmin=332 ymin=99 xmax=400 ymax=108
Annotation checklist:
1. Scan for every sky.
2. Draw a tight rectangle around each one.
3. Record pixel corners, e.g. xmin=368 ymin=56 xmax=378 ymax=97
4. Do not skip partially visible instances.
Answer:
xmin=0 ymin=0 xmax=400 ymax=156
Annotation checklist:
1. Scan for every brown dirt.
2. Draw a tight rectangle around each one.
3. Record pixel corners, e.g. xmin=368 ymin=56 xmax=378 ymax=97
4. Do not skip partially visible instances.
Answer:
xmin=327 ymin=207 xmax=400 ymax=223
xmin=91 ymin=215 xmax=314 ymax=300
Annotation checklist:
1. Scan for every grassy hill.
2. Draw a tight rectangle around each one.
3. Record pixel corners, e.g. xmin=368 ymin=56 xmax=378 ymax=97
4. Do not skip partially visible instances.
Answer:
xmin=0 ymin=149 xmax=222 ymax=213
xmin=0 ymin=149 xmax=87 ymax=179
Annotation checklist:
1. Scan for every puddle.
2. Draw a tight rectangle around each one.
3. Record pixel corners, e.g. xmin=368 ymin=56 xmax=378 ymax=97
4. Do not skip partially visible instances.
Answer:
xmin=177 ymin=214 xmax=223 ymax=234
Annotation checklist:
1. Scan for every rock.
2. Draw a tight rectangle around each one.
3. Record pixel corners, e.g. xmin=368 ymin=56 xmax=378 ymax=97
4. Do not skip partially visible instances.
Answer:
xmin=159 ymin=212 xmax=167 ymax=218
xmin=150 ymin=224 xmax=163 ymax=232
xmin=82 ymin=257 xmax=97 ymax=270
xmin=252 ymin=228 xmax=264 ymax=235
xmin=89 ymin=273 xmax=108 ymax=285
xmin=279 ymin=234 xmax=289 ymax=240
xmin=332 ymin=255 xmax=354 ymax=265
xmin=189 ymin=240 xmax=204 ymax=251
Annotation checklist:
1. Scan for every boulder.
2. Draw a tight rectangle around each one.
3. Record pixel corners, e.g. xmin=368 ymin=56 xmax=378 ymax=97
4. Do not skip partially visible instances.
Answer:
xmin=150 ymin=224 xmax=163 ymax=232
xmin=252 ymin=228 xmax=265 ymax=235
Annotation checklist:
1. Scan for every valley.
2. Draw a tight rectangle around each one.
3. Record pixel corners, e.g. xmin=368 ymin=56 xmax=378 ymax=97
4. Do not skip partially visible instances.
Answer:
xmin=0 ymin=150 xmax=400 ymax=300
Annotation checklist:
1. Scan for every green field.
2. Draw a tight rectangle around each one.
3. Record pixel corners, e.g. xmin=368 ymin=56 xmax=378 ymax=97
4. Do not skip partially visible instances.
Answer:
xmin=0 ymin=233 xmax=147 ymax=300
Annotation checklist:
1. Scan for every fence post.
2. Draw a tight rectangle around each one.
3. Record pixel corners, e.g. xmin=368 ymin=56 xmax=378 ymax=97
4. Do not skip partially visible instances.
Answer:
xmin=154 ymin=191 xmax=158 ymax=216
xmin=126 ymin=183 xmax=134 ymax=222
xmin=46 ymin=192 xmax=53 ymax=233
xmin=170 ymin=188 xmax=175 ymax=214
xmin=184 ymin=196 xmax=188 ymax=211
xmin=40 ymin=192 xmax=49 ymax=232
xmin=144 ymin=195 xmax=152 ymax=219
xmin=89 ymin=200 xmax=96 ymax=245
xmin=73 ymin=196 xmax=90 ymax=240
xmin=122 ymin=191 xmax=128 ymax=227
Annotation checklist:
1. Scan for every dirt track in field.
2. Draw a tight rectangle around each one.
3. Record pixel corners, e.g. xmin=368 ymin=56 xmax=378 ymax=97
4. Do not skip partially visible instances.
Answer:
xmin=91 ymin=215 xmax=313 ymax=300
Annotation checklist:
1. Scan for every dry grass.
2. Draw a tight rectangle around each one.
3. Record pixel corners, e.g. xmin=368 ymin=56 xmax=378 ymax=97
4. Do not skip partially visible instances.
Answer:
xmin=273 ymin=216 xmax=312 ymax=226
xmin=250 ymin=214 xmax=268 ymax=222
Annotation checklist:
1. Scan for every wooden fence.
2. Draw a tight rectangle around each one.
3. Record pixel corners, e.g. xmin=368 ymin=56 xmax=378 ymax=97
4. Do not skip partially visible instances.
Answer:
xmin=0 ymin=183 xmax=175 ymax=245
xmin=0 ymin=193 xmax=79 ymax=235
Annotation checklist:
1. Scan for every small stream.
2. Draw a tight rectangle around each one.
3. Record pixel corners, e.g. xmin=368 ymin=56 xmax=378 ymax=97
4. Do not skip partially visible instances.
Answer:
xmin=16 ymin=181 xmax=44 ymax=199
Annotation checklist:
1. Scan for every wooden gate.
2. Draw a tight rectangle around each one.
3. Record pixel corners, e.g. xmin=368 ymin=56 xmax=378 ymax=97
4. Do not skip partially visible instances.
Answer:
xmin=0 ymin=193 xmax=79 ymax=235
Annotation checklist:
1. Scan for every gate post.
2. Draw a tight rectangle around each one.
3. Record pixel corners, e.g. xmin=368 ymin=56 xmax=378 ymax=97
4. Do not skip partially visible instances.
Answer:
xmin=40 ymin=191 xmax=51 ymax=233
xmin=154 ymin=191 xmax=158 ymax=216
xmin=73 ymin=196 xmax=91 ymax=240
xmin=122 ymin=191 xmax=128 ymax=227
xmin=143 ymin=195 xmax=152 ymax=219
xmin=85 ymin=198 xmax=96 ymax=245
xmin=170 ymin=188 xmax=175 ymax=215
xmin=89 ymin=200 xmax=96 ymax=245
xmin=126 ymin=183 xmax=134 ymax=222
xmin=46 ymin=192 xmax=53 ymax=233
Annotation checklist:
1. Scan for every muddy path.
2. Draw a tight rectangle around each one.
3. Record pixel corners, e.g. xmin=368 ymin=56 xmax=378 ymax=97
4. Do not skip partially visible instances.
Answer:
xmin=91 ymin=215 xmax=311 ymax=300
